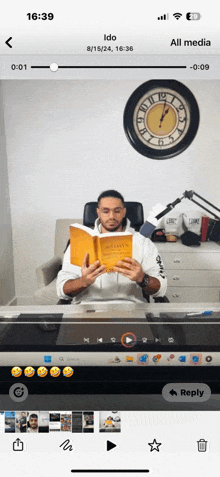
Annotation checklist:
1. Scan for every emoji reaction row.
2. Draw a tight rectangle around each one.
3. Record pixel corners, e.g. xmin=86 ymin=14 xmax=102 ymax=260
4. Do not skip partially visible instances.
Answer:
xmin=11 ymin=366 xmax=74 ymax=378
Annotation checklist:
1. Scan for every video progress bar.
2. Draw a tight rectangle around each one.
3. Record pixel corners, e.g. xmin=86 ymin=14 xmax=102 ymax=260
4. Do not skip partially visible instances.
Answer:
xmin=31 ymin=65 xmax=187 ymax=69
xmin=71 ymin=471 xmax=149 ymax=473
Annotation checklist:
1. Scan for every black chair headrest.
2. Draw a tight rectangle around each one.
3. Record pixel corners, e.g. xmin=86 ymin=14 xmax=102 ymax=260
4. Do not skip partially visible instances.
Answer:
xmin=83 ymin=201 xmax=144 ymax=231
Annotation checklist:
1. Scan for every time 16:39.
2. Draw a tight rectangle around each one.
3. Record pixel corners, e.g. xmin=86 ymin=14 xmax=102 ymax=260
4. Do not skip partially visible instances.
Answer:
xmin=27 ymin=13 xmax=54 ymax=20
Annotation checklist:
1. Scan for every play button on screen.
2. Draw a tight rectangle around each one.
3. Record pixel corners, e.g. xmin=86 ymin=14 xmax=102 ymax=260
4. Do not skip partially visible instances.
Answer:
xmin=121 ymin=333 xmax=137 ymax=347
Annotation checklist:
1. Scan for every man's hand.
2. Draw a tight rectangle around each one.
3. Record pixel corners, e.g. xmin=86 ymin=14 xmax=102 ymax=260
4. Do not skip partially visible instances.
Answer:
xmin=81 ymin=253 xmax=106 ymax=286
xmin=113 ymin=257 xmax=145 ymax=283
xmin=63 ymin=254 xmax=106 ymax=297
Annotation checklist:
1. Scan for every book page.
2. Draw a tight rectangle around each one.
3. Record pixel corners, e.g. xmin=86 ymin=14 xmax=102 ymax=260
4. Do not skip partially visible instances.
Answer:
xmin=70 ymin=223 xmax=96 ymax=236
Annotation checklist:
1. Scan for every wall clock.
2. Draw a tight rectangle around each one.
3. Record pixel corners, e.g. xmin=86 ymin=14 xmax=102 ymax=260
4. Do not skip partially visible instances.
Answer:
xmin=123 ymin=79 xmax=200 ymax=160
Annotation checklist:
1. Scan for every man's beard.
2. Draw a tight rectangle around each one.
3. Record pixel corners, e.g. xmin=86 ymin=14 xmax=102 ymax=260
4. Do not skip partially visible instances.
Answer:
xmin=101 ymin=220 xmax=123 ymax=232
xmin=106 ymin=224 xmax=121 ymax=232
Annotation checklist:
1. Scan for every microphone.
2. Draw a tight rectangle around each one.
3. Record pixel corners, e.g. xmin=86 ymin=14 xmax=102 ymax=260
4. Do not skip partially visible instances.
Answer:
xmin=140 ymin=198 xmax=183 ymax=238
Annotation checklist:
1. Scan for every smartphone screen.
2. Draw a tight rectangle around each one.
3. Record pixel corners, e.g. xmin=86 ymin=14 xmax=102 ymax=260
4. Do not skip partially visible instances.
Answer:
xmin=0 ymin=2 xmax=220 ymax=475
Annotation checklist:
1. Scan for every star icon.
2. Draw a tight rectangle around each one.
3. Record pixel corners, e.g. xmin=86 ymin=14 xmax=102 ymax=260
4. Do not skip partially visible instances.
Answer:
xmin=148 ymin=439 xmax=162 ymax=452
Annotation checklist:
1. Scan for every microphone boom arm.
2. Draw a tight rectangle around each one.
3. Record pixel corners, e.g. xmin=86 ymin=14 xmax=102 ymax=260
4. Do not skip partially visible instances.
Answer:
xmin=140 ymin=190 xmax=220 ymax=238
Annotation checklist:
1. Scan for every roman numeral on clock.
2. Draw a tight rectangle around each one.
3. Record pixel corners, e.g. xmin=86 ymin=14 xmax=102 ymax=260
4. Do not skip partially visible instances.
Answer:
xmin=148 ymin=96 xmax=155 ymax=105
xmin=139 ymin=127 xmax=147 ymax=135
xmin=139 ymin=103 xmax=148 ymax=113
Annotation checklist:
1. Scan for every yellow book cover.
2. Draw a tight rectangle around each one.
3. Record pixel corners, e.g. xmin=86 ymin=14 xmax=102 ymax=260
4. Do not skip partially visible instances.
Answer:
xmin=69 ymin=224 xmax=132 ymax=271
xmin=96 ymin=234 xmax=132 ymax=271
xmin=69 ymin=224 xmax=97 ymax=267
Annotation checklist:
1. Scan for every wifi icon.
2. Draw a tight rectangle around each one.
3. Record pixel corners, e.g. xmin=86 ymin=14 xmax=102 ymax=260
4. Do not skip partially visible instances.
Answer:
xmin=173 ymin=12 xmax=182 ymax=20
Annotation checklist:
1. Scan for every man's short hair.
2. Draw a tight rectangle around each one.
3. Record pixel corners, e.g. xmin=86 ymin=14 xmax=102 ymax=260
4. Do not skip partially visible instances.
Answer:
xmin=97 ymin=190 xmax=125 ymax=206
xmin=29 ymin=413 xmax=38 ymax=420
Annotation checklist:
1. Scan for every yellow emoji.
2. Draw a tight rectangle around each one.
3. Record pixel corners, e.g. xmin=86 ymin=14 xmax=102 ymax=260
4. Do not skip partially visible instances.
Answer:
xmin=24 ymin=366 xmax=35 ymax=377
xmin=50 ymin=366 xmax=61 ymax=377
xmin=37 ymin=366 xmax=48 ymax=377
xmin=63 ymin=366 xmax=74 ymax=377
xmin=11 ymin=366 xmax=22 ymax=378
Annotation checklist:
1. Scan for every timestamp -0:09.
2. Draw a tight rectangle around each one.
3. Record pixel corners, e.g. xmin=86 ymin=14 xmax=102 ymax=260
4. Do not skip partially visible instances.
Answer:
xmin=190 ymin=64 xmax=209 ymax=70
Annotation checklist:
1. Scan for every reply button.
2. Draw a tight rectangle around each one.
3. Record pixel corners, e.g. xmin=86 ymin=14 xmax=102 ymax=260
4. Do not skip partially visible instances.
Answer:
xmin=162 ymin=383 xmax=211 ymax=402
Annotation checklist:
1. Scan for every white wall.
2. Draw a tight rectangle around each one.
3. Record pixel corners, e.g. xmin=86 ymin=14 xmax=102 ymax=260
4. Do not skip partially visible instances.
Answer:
xmin=1 ymin=79 xmax=220 ymax=296
xmin=0 ymin=83 xmax=15 ymax=304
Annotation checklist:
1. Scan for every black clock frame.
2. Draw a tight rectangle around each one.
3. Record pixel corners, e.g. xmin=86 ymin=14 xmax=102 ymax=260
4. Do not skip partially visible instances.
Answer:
xmin=123 ymin=79 xmax=200 ymax=160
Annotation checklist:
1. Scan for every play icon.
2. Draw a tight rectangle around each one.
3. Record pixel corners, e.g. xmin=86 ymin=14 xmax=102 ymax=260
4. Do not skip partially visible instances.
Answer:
xmin=121 ymin=332 xmax=137 ymax=347
xmin=107 ymin=440 xmax=117 ymax=451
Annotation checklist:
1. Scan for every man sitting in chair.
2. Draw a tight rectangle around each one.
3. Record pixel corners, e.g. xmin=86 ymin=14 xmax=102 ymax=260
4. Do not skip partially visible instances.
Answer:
xmin=56 ymin=190 xmax=167 ymax=304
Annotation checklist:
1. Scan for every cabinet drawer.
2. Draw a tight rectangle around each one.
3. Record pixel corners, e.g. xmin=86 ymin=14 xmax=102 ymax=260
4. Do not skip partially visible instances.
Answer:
xmin=166 ymin=270 xmax=220 ymax=287
xmin=166 ymin=287 xmax=220 ymax=303
xmin=161 ymin=252 xmax=220 ymax=270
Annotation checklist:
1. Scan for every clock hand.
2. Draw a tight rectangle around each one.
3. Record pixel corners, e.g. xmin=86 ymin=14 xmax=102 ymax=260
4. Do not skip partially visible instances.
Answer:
xmin=159 ymin=106 xmax=170 ymax=127
xmin=159 ymin=100 xmax=166 ymax=123
xmin=163 ymin=107 xmax=170 ymax=117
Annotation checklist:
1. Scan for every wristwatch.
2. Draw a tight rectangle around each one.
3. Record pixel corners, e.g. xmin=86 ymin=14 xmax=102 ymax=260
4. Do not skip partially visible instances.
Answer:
xmin=138 ymin=274 xmax=149 ymax=289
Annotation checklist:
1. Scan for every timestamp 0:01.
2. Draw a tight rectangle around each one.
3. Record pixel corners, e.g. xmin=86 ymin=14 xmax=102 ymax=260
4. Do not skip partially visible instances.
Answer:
xmin=190 ymin=64 xmax=209 ymax=70
xmin=11 ymin=64 xmax=27 ymax=71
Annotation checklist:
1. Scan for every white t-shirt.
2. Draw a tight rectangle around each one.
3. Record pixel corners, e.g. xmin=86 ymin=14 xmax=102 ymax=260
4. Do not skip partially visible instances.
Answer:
xmin=56 ymin=219 xmax=167 ymax=303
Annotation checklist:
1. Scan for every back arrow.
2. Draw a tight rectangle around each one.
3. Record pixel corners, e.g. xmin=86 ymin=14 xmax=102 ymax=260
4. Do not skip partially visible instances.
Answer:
xmin=5 ymin=37 xmax=12 ymax=48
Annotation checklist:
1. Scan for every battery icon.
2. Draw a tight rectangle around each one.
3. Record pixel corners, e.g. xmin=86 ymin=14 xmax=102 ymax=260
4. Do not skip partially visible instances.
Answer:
xmin=186 ymin=12 xmax=202 ymax=20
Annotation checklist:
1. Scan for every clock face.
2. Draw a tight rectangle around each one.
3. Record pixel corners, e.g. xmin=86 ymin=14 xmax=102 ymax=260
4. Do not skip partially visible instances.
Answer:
xmin=124 ymin=80 xmax=200 ymax=159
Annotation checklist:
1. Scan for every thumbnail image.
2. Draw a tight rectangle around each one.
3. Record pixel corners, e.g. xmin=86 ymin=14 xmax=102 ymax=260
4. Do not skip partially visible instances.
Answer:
xmin=5 ymin=412 xmax=16 ymax=433
xmin=27 ymin=412 xmax=39 ymax=433
xmin=38 ymin=411 xmax=49 ymax=433
xmin=49 ymin=413 xmax=61 ymax=432
xmin=61 ymin=413 xmax=72 ymax=432
xmin=15 ymin=412 xmax=27 ymax=433
xmin=0 ymin=413 xmax=4 ymax=433
xmin=83 ymin=412 xmax=94 ymax=433
xmin=72 ymin=412 xmax=83 ymax=433
xmin=99 ymin=411 xmax=121 ymax=432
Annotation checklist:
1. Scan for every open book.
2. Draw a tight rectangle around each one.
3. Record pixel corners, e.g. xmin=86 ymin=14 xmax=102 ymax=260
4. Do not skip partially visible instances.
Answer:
xmin=69 ymin=223 xmax=133 ymax=272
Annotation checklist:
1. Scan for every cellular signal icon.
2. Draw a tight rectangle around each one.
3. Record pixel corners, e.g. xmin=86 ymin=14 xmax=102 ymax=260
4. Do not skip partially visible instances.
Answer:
xmin=158 ymin=13 xmax=169 ymax=20
xmin=173 ymin=12 xmax=182 ymax=20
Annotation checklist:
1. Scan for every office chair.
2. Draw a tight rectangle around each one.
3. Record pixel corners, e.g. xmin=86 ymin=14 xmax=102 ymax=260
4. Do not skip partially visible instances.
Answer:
xmin=58 ymin=201 xmax=169 ymax=304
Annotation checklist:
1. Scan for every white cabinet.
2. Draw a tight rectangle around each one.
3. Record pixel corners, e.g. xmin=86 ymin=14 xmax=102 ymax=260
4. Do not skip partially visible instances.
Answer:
xmin=157 ymin=241 xmax=220 ymax=303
